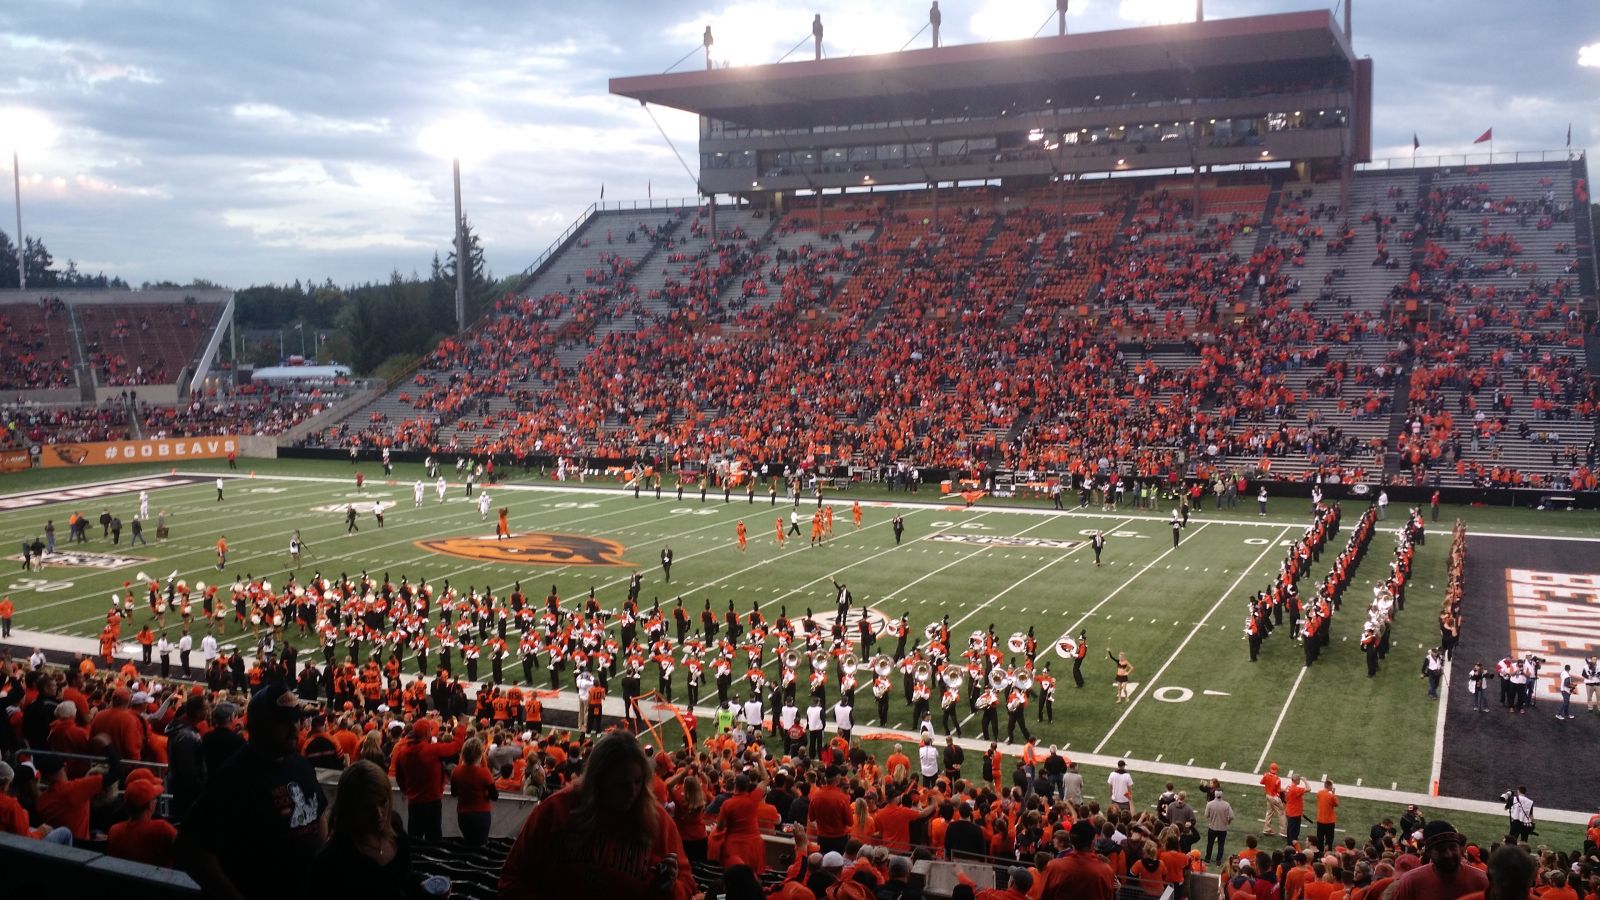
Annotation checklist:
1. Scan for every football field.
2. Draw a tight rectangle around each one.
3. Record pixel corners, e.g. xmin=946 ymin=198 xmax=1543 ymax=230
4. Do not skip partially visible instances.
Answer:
xmin=3 ymin=459 xmax=1597 ymax=843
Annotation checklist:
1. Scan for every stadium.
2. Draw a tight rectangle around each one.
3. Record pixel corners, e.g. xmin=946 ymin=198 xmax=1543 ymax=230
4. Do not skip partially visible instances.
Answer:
xmin=1 ymin=4 xmax=1597 ymax=899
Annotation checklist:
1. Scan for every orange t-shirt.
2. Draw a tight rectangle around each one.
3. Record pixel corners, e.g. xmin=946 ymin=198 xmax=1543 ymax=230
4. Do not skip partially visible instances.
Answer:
xmin=875 ymin=804 xmax=919 ymax=852
xmin=1285 ymin=783 xmax=1309 ymax=817
xmin=1305 ymin=880 xmax=1339 ymax=900
xmin=1316 ymin=789 xmax=1338 ymax=824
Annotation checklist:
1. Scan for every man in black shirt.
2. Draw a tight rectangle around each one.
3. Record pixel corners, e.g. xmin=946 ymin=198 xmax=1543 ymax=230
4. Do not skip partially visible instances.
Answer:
xmin=178 ymin=683 xmax=327 ymax=900
xmin=944 ymin=802 xmax=987 ymax=860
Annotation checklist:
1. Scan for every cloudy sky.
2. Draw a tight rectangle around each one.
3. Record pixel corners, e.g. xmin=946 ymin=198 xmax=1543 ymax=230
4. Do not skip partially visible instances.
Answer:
xmin=1 ymin=0 xmax=1595 ymax=288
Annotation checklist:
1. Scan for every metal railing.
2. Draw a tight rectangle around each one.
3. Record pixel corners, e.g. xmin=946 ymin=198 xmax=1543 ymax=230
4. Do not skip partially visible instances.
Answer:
xmin=515 ymin=197 xmax=707 ymax=283
xmin=1357 ymin=148 xmax=1584 ymax=171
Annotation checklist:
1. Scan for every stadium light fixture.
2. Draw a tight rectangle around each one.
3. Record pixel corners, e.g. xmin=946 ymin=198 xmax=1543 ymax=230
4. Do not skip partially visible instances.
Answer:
xmin=419 ymin=113 xmax=505 ymax=333
xmin=0 ymin=106 xmax=58 ymax=292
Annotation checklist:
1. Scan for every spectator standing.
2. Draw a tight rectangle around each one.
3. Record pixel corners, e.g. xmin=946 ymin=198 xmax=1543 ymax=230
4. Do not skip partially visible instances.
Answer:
xmin=392 ymin=716 xmax=467 ymax=842
xmin=202 ymin=701 xmax=245 ymax=773
xmin=165 ymin=694 xmax=209 ymax=821
xmin=1315 ymin=779 xmax=1339 ymax=851
xmin=177 ymin=684 xmax=327 ymax=900
xmin=1204 ymin=788 xmax=1234 ymax=865
xmin=450 ymin=737 xmax=497 ymax=847
xmin=1108 ymin=760 xmax=1134 ymax=812
xmin=1040 ymin=820 xmax=1115 ymax=900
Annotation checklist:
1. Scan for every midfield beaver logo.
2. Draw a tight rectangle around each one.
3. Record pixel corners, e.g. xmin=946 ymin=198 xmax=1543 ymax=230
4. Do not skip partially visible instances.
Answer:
xmin=416 ymin=533 xmax=633 ymax=567
xmin=50 ymin=445 xmax=90 ymax=466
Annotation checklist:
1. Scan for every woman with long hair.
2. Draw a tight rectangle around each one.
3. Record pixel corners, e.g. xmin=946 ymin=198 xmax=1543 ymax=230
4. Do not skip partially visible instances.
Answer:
xmin=666 ymin=762 xmax=709 ymax=864
xmin=310 ymin=760 xmax=426 ymax=899
xmin=450 ymin=737 xmax=496 ymax=847
xmin=499 ymin=730 xmax=696 ymax=899
xmin=850 ymin=796 xmax=876 ymax=844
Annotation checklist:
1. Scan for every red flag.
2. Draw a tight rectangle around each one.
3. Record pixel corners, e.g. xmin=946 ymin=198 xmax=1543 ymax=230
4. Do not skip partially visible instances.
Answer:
xmin=1473 ymin=128 xmax=1492 ymax=144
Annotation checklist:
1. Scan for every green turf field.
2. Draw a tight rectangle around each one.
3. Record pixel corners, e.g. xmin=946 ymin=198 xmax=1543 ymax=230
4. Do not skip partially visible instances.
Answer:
xmin=3 ymin=458 xmax=1598 ymax=846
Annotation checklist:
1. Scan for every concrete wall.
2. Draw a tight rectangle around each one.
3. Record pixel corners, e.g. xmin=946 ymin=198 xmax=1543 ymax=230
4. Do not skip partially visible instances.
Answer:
xmin=94 ymin=384 xmax=178 ymax=405
xmin=317 ymin=769 xmax=537 ymax=839
xmin=4 ymin=389 xmax=80 ymax=404
xmin=0 ymin=832 xmax=199 ymax=899
xmin=238 ymin=434 xmax=279 ymax=459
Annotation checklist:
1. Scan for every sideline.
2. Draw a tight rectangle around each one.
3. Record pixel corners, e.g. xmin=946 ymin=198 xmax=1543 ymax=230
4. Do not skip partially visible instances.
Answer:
xmin=6 ymin=626 xmax=1590 ymax=827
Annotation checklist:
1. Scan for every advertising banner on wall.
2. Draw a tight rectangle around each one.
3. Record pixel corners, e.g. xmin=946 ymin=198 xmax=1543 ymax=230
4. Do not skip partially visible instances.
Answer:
xmin=0 ymin=449 xmax=31 ymax=473
xmin=39 ymin=436 xmax=238 ymax=468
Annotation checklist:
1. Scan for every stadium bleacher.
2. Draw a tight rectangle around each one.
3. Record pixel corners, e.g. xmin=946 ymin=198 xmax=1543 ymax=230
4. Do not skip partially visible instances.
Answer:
xmin=306 ymin=162 xmax=1595 ymax=497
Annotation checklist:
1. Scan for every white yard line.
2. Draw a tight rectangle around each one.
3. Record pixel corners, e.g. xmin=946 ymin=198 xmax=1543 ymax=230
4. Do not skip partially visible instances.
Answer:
xmin=1093 ymin=525 xmax=1292 ymax=755
xmin=1253 ymin=664 xmax=1309 ymax=773
xmin=1429 ymin=657 xmax=1452 ymax=792
xmin=172 ymin=472 xmax=1302 ymax=528
xmin=946 ymin=516 xmax=1138 ymax=632
xmin=1043 ymin=522 xmax=1212 ymax=657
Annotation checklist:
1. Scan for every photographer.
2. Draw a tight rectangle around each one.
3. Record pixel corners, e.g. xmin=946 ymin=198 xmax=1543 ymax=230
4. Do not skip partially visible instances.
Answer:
xmin=1502 ymin=786 xmax=1535 ymax=844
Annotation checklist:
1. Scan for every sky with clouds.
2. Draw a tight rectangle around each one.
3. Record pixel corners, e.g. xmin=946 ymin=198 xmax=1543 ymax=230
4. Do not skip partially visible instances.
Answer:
xmin=0 ymin=0 xmax=1595 ymax=288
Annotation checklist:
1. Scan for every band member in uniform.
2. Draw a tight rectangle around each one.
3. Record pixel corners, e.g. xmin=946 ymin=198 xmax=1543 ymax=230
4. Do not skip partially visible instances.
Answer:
xmin=874 ymin=670 xmax=892 ymax=725
xmin=1072 ymin=632 xmax=1087 ymax=688
xmin=940 ymin=673 xmax=962 ymax=736
xmin=910 ymin=668 xmax=931 ymax=726
xmin=977 ymin=680 xmax=1000 ymax=741
xmin=1006 ymin=683 xmax=1032 ymax=743
xmin=1036 ymin=664 xmax=1056 ymax=722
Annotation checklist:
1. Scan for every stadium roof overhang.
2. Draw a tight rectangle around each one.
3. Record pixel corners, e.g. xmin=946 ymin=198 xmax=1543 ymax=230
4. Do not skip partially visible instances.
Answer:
xmin=610 ymin=10 xmax=1355 ymax=131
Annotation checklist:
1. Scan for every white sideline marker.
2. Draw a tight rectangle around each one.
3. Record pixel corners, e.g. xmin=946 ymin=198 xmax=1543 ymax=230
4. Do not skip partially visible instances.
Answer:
xmin=1187 ymin=758 xmax=1194 ymax=765
xmin=1356 ymin=778 xmax=1362 ymax=786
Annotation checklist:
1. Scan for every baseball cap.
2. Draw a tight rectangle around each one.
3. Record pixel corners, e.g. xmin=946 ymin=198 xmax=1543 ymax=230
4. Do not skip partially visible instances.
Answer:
xmin=124 ymin=768 xmax=163 ymax=809
xmin=246 ymin=683 xmax=316 ymax=727
xmin=822 ymin=851 xmax=845 ymax=869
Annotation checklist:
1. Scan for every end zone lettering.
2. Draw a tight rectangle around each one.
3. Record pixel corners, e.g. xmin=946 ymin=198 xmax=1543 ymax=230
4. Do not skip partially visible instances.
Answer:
xmin=6 ymin=550 xmax=153 ymax=570
xmin=0 ymin=475 xmax=205 ymax=511
xmin=1504 ymin=568 xmax=1600 ymax=699
xmin=928 ymin=534 xmax=1085 ymax=550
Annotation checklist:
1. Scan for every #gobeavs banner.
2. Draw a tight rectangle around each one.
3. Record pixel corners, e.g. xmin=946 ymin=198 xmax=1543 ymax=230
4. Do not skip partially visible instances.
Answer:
xmin=41 ymin=436 xmax=239 ymax=468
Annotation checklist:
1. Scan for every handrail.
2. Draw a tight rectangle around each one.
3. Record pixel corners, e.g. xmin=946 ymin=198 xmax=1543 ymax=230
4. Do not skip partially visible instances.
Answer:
xmin=517 ymin=202 xmax=598 ymax=282
xmin=516 ymin=197 xmax=709 ymax=282
xmin=1356 ymin=148 xmax=1584 ymax=171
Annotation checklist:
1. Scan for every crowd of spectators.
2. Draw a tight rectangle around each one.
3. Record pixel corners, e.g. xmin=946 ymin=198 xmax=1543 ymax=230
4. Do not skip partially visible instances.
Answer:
xmin=4 ymin=651 xmax=1599 ymax=900
xmin=0 ymin=297 xmax=74 ymax=390
xmin=301 ymin=165 xmax=1593 ymax=494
